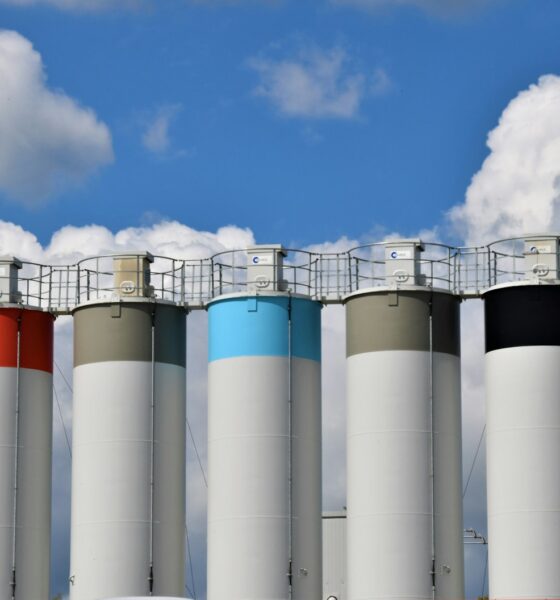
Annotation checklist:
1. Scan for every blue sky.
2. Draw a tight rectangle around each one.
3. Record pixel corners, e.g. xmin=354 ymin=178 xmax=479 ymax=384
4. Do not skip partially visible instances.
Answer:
xmin=1 ymin=0 xmax=559 ymax=246
xmin=2 ymin=1 xmax=560 ymax=599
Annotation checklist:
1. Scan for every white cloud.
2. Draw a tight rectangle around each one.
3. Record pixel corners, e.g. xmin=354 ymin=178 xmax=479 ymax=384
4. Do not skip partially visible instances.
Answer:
xmin=0 ymin=30 xmax=114 ymax=204
xmin=318 ymin=304 xmax=347 ymax=510
xmin=34 ymin=220 xmax=255 ymax=264
xmin=142 ymin=104 xmax=183 ymax=155
xmin=450 ymin=74 xmax=560 ymax=244
xmin=249 ymin=46 xmax=391 ymax=120
xmin=0 ymin=220 xmax=45 ymax=260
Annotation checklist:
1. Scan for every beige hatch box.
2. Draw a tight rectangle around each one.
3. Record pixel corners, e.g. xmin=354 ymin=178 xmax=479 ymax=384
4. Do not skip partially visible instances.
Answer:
xmin=0 ymin=256 xmax=22 ymax=303
xmin=112 ymin=252 xmax=154 ymax=297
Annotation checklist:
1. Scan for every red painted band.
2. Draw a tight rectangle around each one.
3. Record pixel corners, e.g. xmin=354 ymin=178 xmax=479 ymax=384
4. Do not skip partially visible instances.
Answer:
xmin=0 ymin=308 xmax=54 ymax=373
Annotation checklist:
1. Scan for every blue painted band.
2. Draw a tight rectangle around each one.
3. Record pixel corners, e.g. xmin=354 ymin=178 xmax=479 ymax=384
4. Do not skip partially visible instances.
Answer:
xmin=208 ymin=296 xmax=321 ymax=362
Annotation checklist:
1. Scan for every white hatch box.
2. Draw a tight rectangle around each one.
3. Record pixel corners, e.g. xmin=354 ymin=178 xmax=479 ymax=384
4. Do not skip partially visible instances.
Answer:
xmin=112 ymin=252 xmax=154 ymax=297
xmin=323 ymin=511 xmax=346 ymax=600
xmin=524 ymin=236 xmax=560 ymax=280
xmin=0 ymin=256 xmax=22 ymax=303
xmin=246 ymin=245 xmax=288 ymax=292
xmin=384 ymin=239 xmax=425 ymax=286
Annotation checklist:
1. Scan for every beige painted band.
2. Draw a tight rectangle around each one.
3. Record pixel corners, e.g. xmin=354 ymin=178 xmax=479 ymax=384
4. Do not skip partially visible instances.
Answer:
xmin=345 ymin=290 xmax=460 ymax=357
xmin=73 ymin=302 xmax=186 ymax=367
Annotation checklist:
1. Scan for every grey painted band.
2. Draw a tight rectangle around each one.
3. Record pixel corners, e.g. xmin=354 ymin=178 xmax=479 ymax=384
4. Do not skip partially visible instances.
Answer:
xmin=345 ymin=290 xmax=460 ymax=357
xmin=74 ymin=302 xmax=186 ymax=367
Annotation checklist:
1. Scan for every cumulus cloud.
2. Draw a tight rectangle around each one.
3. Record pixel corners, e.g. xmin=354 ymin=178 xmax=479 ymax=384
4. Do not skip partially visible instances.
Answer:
xmin=1 ymin=220 xmax=254 ymax=264
xmin=249 ymin=46 xmax=391 ymax=119
xmin=450 ymin=74 xmax=560 ymax=244
xmin=0 ymin=30 xmax=113 ymax=204
xmin=0 ymin=220 xmax=45 ymax=259
xmin=142 ymin=103 xmax=183 ymax=155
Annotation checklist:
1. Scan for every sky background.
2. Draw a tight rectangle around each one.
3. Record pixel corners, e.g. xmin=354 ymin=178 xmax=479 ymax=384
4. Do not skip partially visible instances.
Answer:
xmin=2 ymin=0 xmax=560 ymax=598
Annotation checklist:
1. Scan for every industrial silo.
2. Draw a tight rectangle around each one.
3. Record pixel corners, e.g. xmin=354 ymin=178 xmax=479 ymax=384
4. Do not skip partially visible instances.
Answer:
xmin=0 ymin=257 xmax=54 ymax=600
xmin=69 ymin=253 xmax=186 ymax=600
xmin=207 ymin=246 xmax=322 ymax=600
xmin=345 ymin=240 xmax=464 ymax=600
xmin=485 ymin=236 xmax=560 ymax=599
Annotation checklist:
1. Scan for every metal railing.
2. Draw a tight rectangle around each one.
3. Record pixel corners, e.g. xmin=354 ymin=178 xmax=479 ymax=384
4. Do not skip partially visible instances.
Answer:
xmin=72 ymin=254 xmax=214 ymax=307
xmin=1 ymin=235 xmax=560 ymax=313
xmin=347 ymin=242 xmax=459 ymax=293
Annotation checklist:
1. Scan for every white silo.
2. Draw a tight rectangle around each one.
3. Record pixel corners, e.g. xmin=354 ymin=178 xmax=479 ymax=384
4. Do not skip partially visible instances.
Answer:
xmin=344 ymin=241 xmax=464 ymax=600
xmin=69 ymin=253 xmax=186 ymax=600
xmin=206 ymin=246 xmax=323 ymax=600
xmin=485 ymin=236 xmax=560 ymax=599
xmin=0 ymin=257 xmax=54 ymax=600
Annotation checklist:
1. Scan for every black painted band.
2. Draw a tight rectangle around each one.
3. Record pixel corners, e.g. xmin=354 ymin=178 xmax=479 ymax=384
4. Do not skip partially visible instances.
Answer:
xmin=485 ymin=285 xmax=560 ymax=353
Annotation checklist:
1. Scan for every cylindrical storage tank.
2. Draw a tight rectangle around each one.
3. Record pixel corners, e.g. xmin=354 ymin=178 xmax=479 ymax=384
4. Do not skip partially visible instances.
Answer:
xmin=345 ymin=289 xmax=464 ymax=600
xmin=0 ymin=307 xmax=54 ymax=600
xmin=485 ymin=284 xmax=560 ymax=599
xmin=69 ymin=300 xmax=186 ymax=600
xmin=207 ymin=293 xmax=322 ymax=600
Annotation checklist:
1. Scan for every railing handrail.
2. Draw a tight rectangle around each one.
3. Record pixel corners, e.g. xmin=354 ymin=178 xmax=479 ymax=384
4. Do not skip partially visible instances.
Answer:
xmin=2 ymin=235 xmax=560 ymax=312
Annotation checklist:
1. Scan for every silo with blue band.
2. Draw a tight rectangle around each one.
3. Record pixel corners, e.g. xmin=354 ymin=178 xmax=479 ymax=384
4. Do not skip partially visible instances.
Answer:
xmin=207 ymin=293 xmax=322 ymax=600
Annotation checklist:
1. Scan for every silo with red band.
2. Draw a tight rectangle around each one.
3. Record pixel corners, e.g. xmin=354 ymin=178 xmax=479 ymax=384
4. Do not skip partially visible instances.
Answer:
xmin=0 ymin=305 xmax=54 ymax=600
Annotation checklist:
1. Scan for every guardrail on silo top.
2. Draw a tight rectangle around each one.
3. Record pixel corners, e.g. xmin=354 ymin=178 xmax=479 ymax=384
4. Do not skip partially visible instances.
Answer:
xmin=2 ymin=234 xmax=560 ymax=314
